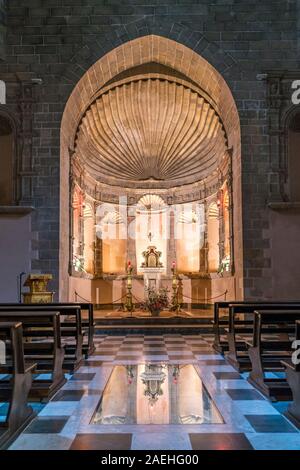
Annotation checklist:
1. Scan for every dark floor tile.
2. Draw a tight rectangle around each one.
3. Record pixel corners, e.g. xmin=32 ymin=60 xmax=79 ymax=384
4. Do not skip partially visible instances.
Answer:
xmin=213 ymin=372 xmax=242 ymax=380
xmin=115 ymin=356 xmax=143 ymax=361
xmin=164 ymin=341 xmax=186 ymax=344
xmin=144 ymin=336 xmax=164 ymax=339
xmin=71 ymin=373 xmax=96 ymax=381
xmin=52 ymin=390 xmax=85 ymax=401
xmin=123 ymin=338 xmax=143 ymax=342
xmin=197 ymin=360 xmax=226 ymax=365
xmin=167 ymin=347 xmax=190 ymax=351
xmin=83 ymin=361 xmax=104 ymax=367
xmin=70 ymin=433 xmax=132 ymax=450
xmin=245 ymin=415 xmax=297 ymax=433
xmin=24 ymin=417 xmax=69 ymax=434
xmin=142 ymin=350 xmax=168 ymax=355
xmin=225 ymin=389 xmax=264 ymax=401
xmin=189 ymin=433 xmax=253 ymax=450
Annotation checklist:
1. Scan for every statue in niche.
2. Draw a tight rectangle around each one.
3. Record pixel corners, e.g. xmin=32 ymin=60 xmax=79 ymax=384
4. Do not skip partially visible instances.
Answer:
xmin=141 ymin=246 xmax=163 ymax=269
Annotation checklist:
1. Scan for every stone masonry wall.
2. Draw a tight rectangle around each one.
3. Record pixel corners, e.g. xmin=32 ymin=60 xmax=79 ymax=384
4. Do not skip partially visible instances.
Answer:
xmin=0 ymin=0 xmax=300 ymax=298
xmin=0 ymin=0 xmax=7 ymax=60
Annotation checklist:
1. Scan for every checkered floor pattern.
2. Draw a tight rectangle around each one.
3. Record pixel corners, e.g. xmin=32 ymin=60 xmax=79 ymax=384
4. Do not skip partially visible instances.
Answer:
xmin=91 ymin=334 xmax=215 ymax=363
xmin=7 ymin=334 xmax=300 ymax=451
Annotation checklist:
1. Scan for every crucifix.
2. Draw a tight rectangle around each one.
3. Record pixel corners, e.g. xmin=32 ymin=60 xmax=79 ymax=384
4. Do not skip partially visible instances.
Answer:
xmin=148 ymin=231 xmax=153 ymax=242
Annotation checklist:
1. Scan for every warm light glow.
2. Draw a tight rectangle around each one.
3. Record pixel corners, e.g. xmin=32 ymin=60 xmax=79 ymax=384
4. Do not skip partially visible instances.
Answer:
xmin=175 ymin=204 xmax=204 ymax=273
xmin=75 ymin=77 xmax=227 ymax=189
xmin=136 ymin=205 xmax=167 ymax=274
xmin=207 ymin=202 xmax=220 ymax=272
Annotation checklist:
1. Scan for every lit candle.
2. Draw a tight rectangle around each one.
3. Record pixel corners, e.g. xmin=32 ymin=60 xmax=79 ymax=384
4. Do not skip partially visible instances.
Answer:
xmin=172 ymin=261 xmax=176 ymax=269
xmin=128 ymin=260 xmax=131 ymax=268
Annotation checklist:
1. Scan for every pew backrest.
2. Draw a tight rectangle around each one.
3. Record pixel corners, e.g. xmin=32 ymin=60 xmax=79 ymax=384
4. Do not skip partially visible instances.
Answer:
xmin=0 ymin=311 xmax=62 ymax=349
xmin=252 ymin=310 xmax=300 ymax=349
xmin=0 ymin=322 xmax=25 ymax=374
xmin=0 ymin=305 xmax=82 ymax=335
xmin=229 ymin=303 xmax=300 ymax=334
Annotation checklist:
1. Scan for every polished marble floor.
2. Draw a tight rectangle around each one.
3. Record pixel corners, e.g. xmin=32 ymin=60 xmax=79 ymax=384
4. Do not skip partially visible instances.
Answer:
xmin=7 ymin=334 xmax=300 ymax=450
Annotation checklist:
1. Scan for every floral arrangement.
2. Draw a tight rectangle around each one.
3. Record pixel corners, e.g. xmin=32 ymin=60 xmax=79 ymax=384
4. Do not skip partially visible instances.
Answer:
xmin=141 ymin=287 xmax=170 ymax=315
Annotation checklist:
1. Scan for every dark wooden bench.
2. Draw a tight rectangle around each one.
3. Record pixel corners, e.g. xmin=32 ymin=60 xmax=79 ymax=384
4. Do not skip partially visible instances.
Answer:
xmin=213 ymin=301 xmax=254 ymax=354
xmin=282 ymin=321 xmax=300 ymax=428
xmin=246 ymin=310 xmax=300 ymax=401
xmin=213 ymin=300 xmax=300 ymax=354
xmin=19 ymin=302 xmax=95 ymax=358
xmin=226 ymin=303 xmax=300 ymax=371
xmin=0 ymin=322 xmax=36 ymax=449
xmin=0 ymin=305 xmax=83 ymax=372
xmin=0 ymin=302 xmax=94 ymax=358
xmin=0 ymin=311 xmax=66 ymax=401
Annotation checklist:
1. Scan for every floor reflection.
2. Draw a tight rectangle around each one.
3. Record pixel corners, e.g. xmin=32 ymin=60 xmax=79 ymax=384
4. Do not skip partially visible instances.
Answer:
xmin=92 ymin=364 xmax=223 ymax=425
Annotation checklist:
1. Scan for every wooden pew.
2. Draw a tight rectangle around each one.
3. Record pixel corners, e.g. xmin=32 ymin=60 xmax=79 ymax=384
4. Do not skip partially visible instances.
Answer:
xmin=213 ymin=301 xmax=254 ymax=353
xmin=213 ymin=300 xmax=300 ymax=354
xmin=0 ymin=305 xmax=83 ymax=372
xmin=282 ymin=321 xmax=300 ymax=428
xmin=16 ymin=303 xmax=95 ymax=358
xmin=0 ymin=322 xmax=36 ymax=449
xmin=226 ymin=303 xmax=300 ymax=371
xmin=53 ymin=302 xmax=94 ymax=358
xmin=247 ymin=310 xmax=300 ymax=401
xmin=0 ymin=311 xmax=66 ymax=401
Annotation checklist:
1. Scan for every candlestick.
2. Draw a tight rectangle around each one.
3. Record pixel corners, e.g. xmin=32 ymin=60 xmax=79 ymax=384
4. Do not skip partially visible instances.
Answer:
xmin=124 ymin=261 xmax=134 ymax=314
xmin=170 ymin=260 xmax=180 ymax=314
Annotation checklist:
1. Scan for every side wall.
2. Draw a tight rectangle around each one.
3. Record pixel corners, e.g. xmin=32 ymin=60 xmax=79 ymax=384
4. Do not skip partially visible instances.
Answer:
xmin=0 ymin=212 xmax=32 ymax=301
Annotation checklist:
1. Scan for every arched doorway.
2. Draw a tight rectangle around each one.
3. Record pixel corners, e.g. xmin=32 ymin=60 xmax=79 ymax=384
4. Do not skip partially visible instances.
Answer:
xmin=60 ymin=35 xmax=242 ymax=306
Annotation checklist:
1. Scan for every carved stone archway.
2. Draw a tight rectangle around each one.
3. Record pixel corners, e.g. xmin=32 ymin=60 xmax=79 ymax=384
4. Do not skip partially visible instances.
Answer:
xmin=60 ymin=35 xmax=242 ymax=301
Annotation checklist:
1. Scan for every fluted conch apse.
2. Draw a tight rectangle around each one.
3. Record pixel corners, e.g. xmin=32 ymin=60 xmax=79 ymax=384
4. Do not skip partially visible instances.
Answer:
xmin=71 ymin=69 xmax=232 ymax=279
xmin=74 ymin=75 xmax=227 ymax=189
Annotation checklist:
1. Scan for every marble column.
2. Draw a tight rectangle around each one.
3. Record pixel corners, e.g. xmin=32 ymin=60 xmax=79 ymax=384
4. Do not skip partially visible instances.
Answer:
xmin=200 ymin=201 xmax=208 ymax=273
xmin=127 ymin=209 xmax=137 ymax=273
xmin=167 ymin=209 xmax=176 ymax=275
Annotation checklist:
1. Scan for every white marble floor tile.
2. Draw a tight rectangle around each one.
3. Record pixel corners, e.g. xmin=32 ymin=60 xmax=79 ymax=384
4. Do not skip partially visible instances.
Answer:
xmin=131 ymin=432 xmax=192 ymax=450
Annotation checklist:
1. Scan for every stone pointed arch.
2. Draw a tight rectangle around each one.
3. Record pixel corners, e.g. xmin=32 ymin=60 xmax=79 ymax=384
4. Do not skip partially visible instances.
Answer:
xmin=60 ymin=35 xmax=242 ymax=300
xmin=60 ymin=21 xmax=238 ymax=87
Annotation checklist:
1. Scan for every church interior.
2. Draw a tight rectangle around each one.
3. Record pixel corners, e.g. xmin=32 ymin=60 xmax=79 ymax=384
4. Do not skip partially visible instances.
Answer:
xmin=1 ymin=0 xmax=300 ymax=455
